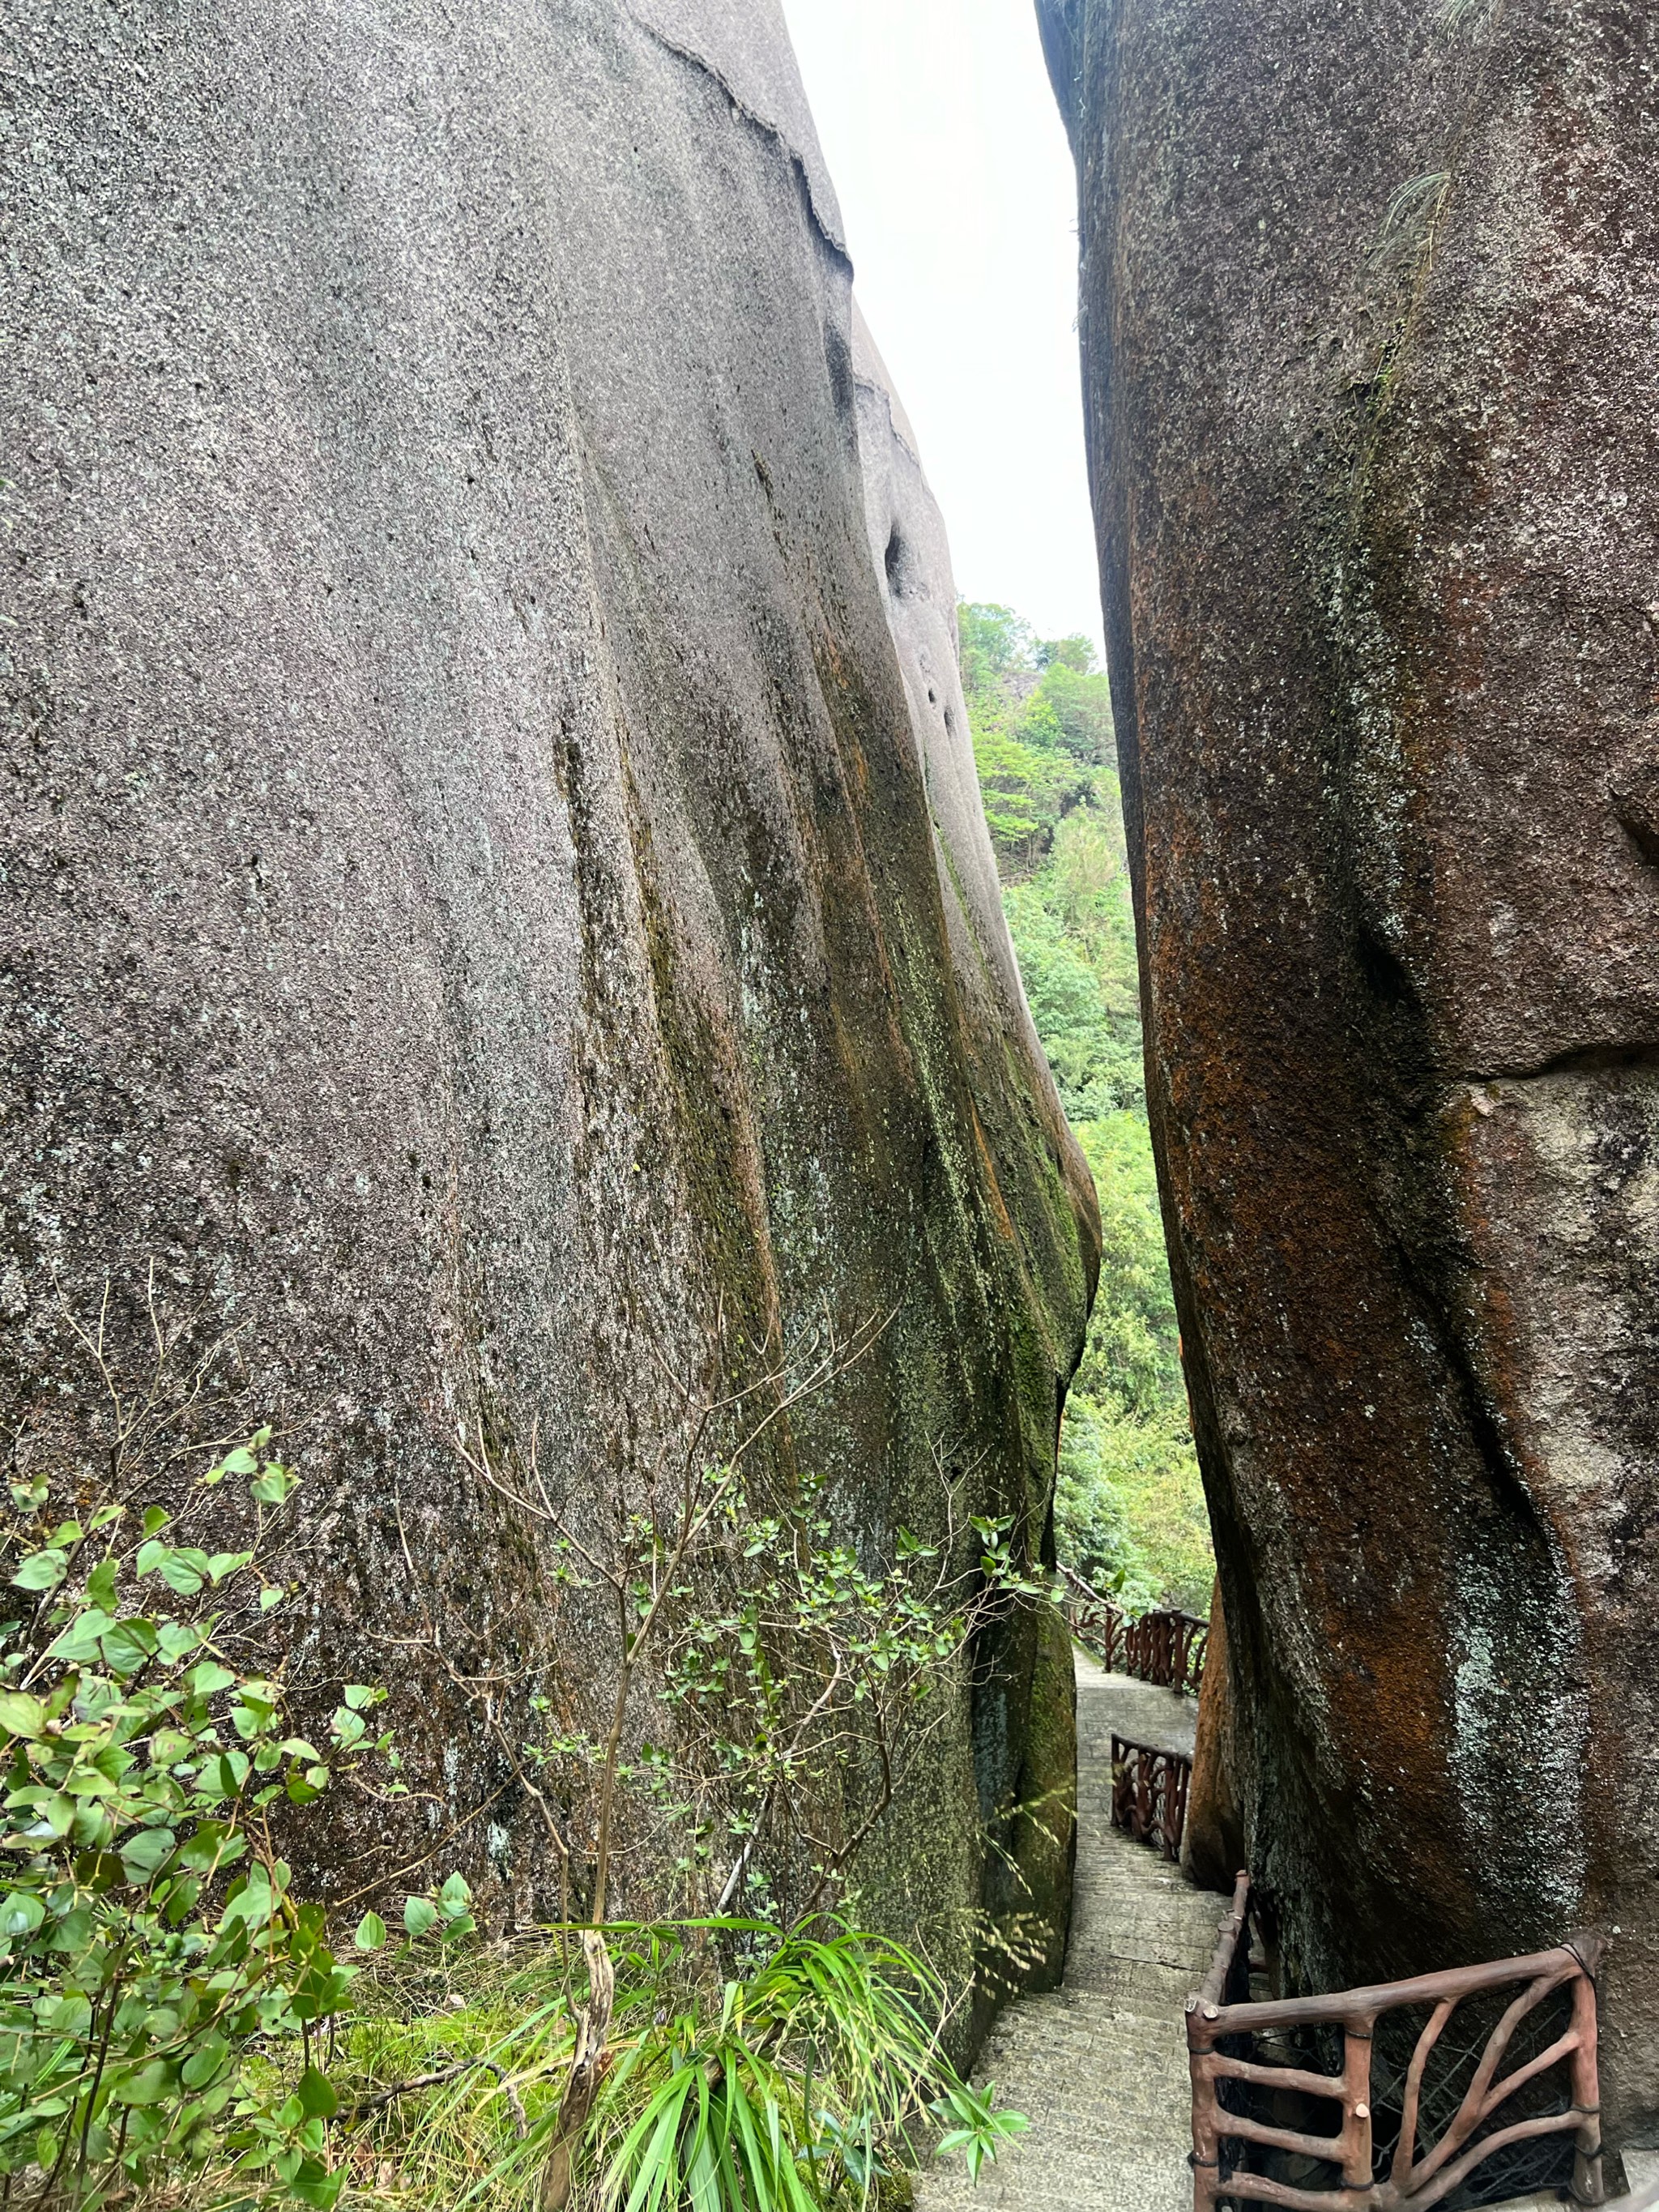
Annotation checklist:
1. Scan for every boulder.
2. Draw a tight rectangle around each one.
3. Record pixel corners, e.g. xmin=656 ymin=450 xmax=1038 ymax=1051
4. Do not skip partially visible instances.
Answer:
xmin=1042 ymin=0 xmax=1659 ymax=2137
xmin=1 ymin=0 xmax=1096 ymax=1990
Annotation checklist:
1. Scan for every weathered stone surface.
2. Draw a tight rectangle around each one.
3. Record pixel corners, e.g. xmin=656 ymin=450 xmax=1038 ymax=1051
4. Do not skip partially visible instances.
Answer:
xmin=1182 ymin=1581 xmax=1243 ymax=1897
xmin=1042 ymin=0 xmax=1659 ymax=2141
xmin=0 ymin=0 xmax=1096 ymax=1984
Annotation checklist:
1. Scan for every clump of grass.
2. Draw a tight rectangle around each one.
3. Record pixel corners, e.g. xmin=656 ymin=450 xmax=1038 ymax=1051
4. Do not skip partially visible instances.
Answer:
xmin=320 ymin=1919 xmax=1023 ymax=2210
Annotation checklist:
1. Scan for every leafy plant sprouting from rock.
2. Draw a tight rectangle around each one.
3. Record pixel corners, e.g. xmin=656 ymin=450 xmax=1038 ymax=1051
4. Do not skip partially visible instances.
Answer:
xmin=439 ymin=1315 xmax=1044 ymax=2206
xmin=0 ymin=1294 xmax=1038 ymax=2209
xmin=0 ymin=1428 xmax=407 ymax=2207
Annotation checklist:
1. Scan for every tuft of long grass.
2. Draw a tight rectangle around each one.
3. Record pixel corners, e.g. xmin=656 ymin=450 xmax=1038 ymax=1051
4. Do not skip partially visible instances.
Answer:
xmin=222 ymin=1920 xmax=1015 ymax=2212
xmin=325 ymin=1943 xmax=578 ymax=2208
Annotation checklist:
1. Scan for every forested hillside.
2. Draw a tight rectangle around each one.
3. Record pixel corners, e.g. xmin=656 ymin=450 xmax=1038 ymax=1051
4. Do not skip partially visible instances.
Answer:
xmin=962 ymin=605 xmax=1212 ymax=1614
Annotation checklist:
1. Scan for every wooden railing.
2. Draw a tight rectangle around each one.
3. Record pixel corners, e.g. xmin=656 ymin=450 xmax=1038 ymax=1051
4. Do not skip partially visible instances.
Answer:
xmin=1060 ymin=1566 xmax=1208 ymax=1694
xmin=1111 ymin=1735 xmax=1192 ymax=1860
xmin=1188 ymin=1873 xmax=1607 ymax=2211
xmin=1127 ymin=1607 xmax=1209 ymax=1695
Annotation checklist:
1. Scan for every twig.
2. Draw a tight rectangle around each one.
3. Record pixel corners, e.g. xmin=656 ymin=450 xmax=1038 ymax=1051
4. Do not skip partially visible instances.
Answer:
xmin=342 ymin=2055 xmax=522 ymax=2124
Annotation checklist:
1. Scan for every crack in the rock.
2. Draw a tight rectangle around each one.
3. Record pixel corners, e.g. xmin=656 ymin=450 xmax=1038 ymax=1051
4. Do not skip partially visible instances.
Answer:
xmin=1465 ymin=1041 xmax=1659 ymax=1087
xmin=628 ymin=6 xmax=850 ymax=264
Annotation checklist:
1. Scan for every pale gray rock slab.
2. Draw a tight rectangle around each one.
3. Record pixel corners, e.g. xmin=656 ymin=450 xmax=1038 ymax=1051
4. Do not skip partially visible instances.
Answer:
xmin=1 ymin=0 xmax=1094 ymax=1977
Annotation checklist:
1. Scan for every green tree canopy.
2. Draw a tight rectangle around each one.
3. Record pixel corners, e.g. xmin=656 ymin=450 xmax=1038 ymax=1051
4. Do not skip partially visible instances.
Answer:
xmin=963 ymin=598 xmax=1212 ymax=1613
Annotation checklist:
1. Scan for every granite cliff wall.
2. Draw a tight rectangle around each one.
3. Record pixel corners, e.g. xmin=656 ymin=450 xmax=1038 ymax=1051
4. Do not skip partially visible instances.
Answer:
xmin=1 ymin=0 xmax=1097 ymax=1988
xmin=1041 ymin=0 xmax=1659 ymax=2137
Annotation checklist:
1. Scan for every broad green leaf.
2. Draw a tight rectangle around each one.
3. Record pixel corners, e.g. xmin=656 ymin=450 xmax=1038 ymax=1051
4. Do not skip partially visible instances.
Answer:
xmin=108 ymin=2059 xmax=172 ymax=2106
xmin=0 ymin=1892 xmax=44 ymax=1938
xmin=177 ymin=1821 xmax=244 ymax=1874
xmin=11 ymin=1548 xmax=68 ymax=1593
xmin=101 ymin=1617 xmax=158 ymax=1676
xmin=220 ymin=1870 xmax=278 ymax=1930
xmin=288 ymin=2166 xmax=346 ymax=2210
xmin=181 ymin=2032 xmax=231 ymax=2088
xmin=84 ymin=1557 xmax=118 ymax=1612
xmin=402 ymin=1896 xmax=438 ymax=1939
xmin=45 ymin=1608 xmax=113 ymax=1663
xmin=35 ymin=1990 xmax=92 ymax=2038
xmin=215 ymin=1749 xmax=251 ymax=1794
xmin=296 ymin=2065 xmax=338 ymax=2120
xmin=437 ymin=1871 xmax=471 ymax=1917
xmin=0 ymin=1691 xmax=45 ymax=1739
xmin=158 ymin=1548 xmax=211 ymax=1596
xmin=352 ymin=1911 xmax=387 ymax=1953
xmin=119 ymin=1826 xmax=177 ymax=1880
xmin=185 ymin=1662 xmax=237 ymax=1698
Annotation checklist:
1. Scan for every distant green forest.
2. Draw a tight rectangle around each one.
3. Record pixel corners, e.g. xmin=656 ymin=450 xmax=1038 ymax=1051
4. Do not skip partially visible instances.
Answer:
xmin=961 ymin=602 xmax=1213 ymax=1616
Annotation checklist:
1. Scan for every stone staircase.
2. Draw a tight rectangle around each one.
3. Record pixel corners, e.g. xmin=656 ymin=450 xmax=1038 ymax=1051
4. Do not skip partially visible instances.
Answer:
xmin=917 ymin=1648 xmax=1659 ymax=2212
xmin=917 ymin=1650 xmax=1218 ymax=2211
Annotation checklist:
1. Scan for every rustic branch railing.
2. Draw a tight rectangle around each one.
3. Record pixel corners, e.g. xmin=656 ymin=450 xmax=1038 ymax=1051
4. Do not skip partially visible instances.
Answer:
xmin=1060 ymin=1564 xmax=1125 ymax=1668
xmin=1111 ymin=1734 xmax=1192 ymax=1860
xmin=1128 ymin=1606 xmax=1209 ymax=1694
xmin=1188 ymin=1873 xmax=1607 ymax=2212
xmin=1059 ymin=1567 xmax=1209 ymax=1694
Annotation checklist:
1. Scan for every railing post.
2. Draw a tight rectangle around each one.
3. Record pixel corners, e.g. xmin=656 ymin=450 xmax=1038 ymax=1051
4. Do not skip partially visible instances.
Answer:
xmin=1568 ymin=1956 xmax=1606 ymax=2206
xmin=1186 ymin=2000 xmax=1225 ymax=2212
xmin=1340 ymin=2018 xmax=1375 ymax=2191
xmin=1168 ymin=1753 xmax=1191 ymax=1861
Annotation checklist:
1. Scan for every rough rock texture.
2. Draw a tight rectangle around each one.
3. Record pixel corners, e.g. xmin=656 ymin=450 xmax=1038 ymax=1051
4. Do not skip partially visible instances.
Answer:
xmin=1041 ymin=0 xmax=1659 ymax=2141
xmin=1 ymin=0 xmax=1097 ymax=1987
xmin=1181 ymin=1581 xmax=1243 ymax=1897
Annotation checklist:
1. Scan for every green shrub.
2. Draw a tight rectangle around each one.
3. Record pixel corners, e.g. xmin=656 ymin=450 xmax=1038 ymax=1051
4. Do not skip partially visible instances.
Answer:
xmin=0 ymin=1311 xmax=1039 ymax=2212
xmin=0 ymin=1436 xmax=403 ymax=2207
xmin=962 ymin=594 xmax=1216 ymax=1616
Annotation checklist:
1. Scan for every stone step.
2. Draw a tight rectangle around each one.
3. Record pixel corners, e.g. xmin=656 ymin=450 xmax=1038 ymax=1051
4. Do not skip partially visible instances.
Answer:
xmin=918 ymin=1655 xmax=1657 ymax=2212
xmin=915 ymin=1655 xmax=1218 ymax=2212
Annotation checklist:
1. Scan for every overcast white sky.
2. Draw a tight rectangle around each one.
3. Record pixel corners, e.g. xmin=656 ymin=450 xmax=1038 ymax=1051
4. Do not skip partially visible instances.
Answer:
xmin=779 ymin=0 xmax=1103 ymax=655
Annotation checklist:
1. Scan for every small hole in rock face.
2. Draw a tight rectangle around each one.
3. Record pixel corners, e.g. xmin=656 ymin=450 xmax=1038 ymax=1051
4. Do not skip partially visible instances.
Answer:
xmin=885 ymin=524 xmax=911 ymax=598
xmin=1614 ymin=767 xmax=1659 ymax=865
xmin=1355 ymin=924 xmax=1418 ymax=1011
xmin=944 ymin=704 xmax=957 ymax=737
xmin=927 ymin=688 xmax=936 ymax=704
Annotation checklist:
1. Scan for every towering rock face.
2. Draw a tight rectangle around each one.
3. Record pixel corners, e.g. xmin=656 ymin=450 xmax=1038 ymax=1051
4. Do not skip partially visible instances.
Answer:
xmin=2 ymin=0 xmax=1096 ymax=1984
xmin=1042 ymin=0 xmax=1659 ymax=2136
xmin=851 ymin=303 xmax=1088 ymax=1987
